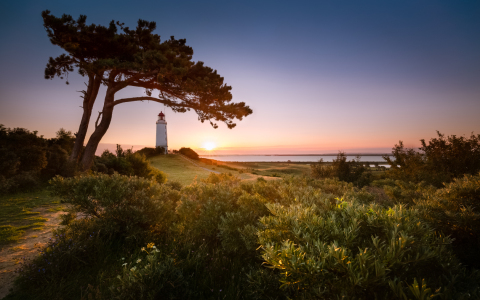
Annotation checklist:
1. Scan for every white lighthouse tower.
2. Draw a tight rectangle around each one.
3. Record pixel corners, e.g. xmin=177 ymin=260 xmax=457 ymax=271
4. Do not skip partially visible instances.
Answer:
xmin=155 ymin=111 xmax=168 ymax=154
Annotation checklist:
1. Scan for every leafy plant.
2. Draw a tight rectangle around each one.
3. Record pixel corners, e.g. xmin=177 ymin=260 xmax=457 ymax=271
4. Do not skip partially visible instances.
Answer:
xmin=92 ymin=145 xmax=167 ymax=184
xmin=0 ymin=125 xmax=75 ymax=194
xmin=9 ymin=173 xmax=480 ymax=299
xmin=255 ymin=198 xmax=476 ymax=299
xmin=414 ymin=174 xmax=480 ymax=268
xmin=50 ymin=173 xmax=178 ymax=241
xmin=384 ymin=132 xmax=480 ymax=187
xmin=311 ymin=152 xmax=371 ymax=187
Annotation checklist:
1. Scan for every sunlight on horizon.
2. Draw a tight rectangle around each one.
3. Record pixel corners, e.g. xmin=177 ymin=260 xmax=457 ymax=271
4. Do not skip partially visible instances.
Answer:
xmin=202 ymin=141 xmax=217 ymax=151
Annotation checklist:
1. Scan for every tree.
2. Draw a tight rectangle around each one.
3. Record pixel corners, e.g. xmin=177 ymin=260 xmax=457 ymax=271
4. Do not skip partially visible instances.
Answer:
xmin=178 ymin=147 xmax=199 ymax=160
xmin=311 ymin=152 xmax=370 ymax=186
xmin=0 ymin=125 xmax=76 ymax=193
xmin=42 ymin=11 xmax=252 ymax=171
xmin=383 ymin=131 xmax=480 ymax=186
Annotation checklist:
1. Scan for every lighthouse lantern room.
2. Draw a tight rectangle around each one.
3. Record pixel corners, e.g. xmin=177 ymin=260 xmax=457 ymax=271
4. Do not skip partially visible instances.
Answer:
xmin=155 ymin=111 xmax=168 ymax=154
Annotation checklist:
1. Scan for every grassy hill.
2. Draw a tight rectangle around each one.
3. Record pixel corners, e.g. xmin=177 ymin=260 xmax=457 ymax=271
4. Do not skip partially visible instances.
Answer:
xmin=148 ymin=154 xmax=215 ymax=185
xmin=149 ymin=154 xmax=293 ymax=185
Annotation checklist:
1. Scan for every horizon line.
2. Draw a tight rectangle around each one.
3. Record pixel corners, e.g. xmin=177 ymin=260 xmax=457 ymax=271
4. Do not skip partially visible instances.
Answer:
xmin=199 ymin=153 xmax=392 ymax=156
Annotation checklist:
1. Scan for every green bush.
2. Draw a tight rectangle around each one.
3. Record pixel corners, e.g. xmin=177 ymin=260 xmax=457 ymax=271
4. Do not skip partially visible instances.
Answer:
xmin=92 ymin=145 xmax=167 ymax=184
xmin=383 ymin=180 xmax=436 ymax=206
xmin=10 ymin=173 xmax=480 ymax=300
xmin=0 ymin=126 xmax=75 ymax=194
xmin=110 ymin=244 xmax=185 ymax=299
xmin=165 ymin=180 xmax=183 ymax=191
xmin=384 ymin=132 xmax=480 ymax=187
xmin=50 ymin=173 xmax=178 ymax=241
xmin=255 ymin=199 xmax=476 ymax=299
xmin=375 ymin=174 xmax=480 ymax=268
xmin=135 ymin=146 xmax=166 ymax=158
xmin=414 ymin=174 xmax=480 ymax=268
xmin=311 ymin=152 xmax=371 ymax=187
xmin=178 ymin=147 xmax=199 ymax=160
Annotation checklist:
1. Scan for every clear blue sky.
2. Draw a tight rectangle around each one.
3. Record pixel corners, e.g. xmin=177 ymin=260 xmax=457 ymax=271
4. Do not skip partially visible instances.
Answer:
xmin=1 ymin=0 xmax=479 ymax=154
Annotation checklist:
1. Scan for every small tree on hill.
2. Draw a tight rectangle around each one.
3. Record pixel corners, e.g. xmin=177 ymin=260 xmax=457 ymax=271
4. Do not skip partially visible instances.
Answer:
xmin=42 ymin=11 xmax=252 ymax=171
xmin=178 ymin=147 xmax=199 ymax=160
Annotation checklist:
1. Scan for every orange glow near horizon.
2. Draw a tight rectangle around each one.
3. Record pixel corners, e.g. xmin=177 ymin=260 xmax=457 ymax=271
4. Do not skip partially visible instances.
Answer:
xmin=202 ymin=141 xmax=217 ymax=151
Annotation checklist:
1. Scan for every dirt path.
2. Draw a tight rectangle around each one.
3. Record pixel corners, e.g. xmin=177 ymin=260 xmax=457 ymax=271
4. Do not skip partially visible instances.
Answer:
xmin=0 ymin=209 xmax=65 ymax=299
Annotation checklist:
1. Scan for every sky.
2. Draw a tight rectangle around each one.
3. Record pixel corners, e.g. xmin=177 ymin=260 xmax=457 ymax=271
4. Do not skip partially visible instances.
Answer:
xmin=0 ymin=0 xmax=479 ymax=155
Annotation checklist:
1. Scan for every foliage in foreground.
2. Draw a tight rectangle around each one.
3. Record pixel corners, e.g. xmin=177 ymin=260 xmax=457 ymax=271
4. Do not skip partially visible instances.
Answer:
xmin=378 ymin=174 xmax=480 ymax=268
xmin=8 ymin=173 xmax=480 ymax=299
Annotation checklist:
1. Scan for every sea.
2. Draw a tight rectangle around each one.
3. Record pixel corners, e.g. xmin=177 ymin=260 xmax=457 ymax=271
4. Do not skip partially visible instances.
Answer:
xmin=199 ymin=155 xmax=391 ymax=163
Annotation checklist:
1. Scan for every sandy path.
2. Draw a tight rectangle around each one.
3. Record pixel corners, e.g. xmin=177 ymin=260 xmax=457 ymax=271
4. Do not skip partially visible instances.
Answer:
xmin=0 ymin=208 xmax=65 ymax=299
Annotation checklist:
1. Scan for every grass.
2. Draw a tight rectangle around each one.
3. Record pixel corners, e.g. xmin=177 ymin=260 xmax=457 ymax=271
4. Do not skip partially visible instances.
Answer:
xmin=0 ymin=188 xmax=61 ymax=246
xmin=220 ymin=161 xmax=312 ymax=178
xmin=149 ymin=154 xmax=216 ymax=185
xmin=149 ymin=155 xmax=293 ymax=185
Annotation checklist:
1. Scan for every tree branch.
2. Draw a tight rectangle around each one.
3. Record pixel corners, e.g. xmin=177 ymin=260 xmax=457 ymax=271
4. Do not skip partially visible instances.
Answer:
xmin=110 ymin=71 xmax=159 ymax=93
xmin=95 ymin=111 xmax=103 ymax=128
xmin=111 ymin=96 xmax=192 ymax=108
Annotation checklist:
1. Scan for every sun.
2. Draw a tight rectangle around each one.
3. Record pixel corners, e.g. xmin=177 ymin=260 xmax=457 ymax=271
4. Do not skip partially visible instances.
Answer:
xmin=203 ymin=142 xmax=216 ymax=151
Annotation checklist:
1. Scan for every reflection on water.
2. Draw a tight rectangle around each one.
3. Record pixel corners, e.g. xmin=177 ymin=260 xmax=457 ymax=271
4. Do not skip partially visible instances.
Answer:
xmin=200 ymin=155 xmax=390 ymax=163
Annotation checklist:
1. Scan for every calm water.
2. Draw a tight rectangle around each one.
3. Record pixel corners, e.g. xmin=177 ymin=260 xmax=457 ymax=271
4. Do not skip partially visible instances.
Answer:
xmin=200 ymin=155 xmax=390 ymax=163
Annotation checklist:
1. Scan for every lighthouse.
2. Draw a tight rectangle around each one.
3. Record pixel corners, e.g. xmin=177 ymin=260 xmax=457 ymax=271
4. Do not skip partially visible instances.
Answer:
xmin=155 ymin=111 xmax=168 ymax=154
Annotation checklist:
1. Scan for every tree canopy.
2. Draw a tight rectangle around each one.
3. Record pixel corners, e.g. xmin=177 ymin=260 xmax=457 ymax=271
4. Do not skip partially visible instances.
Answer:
xmin=42 ymin=11 xmax=252 ymax=170
xmin=383 ymin=131 xmax=480 ymax=186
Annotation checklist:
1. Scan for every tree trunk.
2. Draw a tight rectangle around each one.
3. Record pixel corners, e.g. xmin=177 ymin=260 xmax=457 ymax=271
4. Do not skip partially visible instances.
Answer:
xmin=69 ymin=74 xmax=102 ymax=163
xmin=80 ymin=92 xmax=115 ymax=171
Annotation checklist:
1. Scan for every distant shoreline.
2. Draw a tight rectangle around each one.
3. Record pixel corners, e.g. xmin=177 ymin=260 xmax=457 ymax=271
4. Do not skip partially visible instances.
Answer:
xmin=200 ymin=153 xmax=392 ymax=156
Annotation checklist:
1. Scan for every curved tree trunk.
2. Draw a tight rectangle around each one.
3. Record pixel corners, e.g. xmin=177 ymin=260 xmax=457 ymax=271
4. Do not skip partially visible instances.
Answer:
xmin=69 ymin=73 xmax=103 ymax=163
xmin=80 ymin=92 xmax=115 ymax=171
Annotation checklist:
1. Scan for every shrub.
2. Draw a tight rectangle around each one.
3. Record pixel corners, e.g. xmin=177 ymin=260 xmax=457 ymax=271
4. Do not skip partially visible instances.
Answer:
xmin=110 ymin=244 xmax=185 ymax=299
xmin=0 ymin=126 xmax=75 ymax=194
xmin=255 ymin=198 xmax=478 ymax=299
xmin=310 ymin=158 xmax=335 ymax=178
xmin=11 ymin=173 xmax=480 ymax=299
xmin=311 ymin=152 xmax=371 ymax=187
xmin=50 ymin=173 xmax=178 ymax=241
xmin=178 ymin=147 xmax=199 ymax=160
xmin=93 ymin=146 xmax=167 ymax=184
xmin=383 ymin=180 xmax=436 ymax=206
xmin=371 ymin=178 xmax=397 ymax=188
xmin=0 ymin=148 xmax=20 ymax=177
xmin=135 ymin=146 xmax=166 ymax=158
xmin=414 ymin=174 xmax=480 ymax=268
xmin=41 ymin=144 xmax=76 ymax=178
xmin=2 ymin=128 xmax=48 ymax=174
xmin=375 ymin=174 xmax=480 ymax=268
xmin=384 ymin=132 xmax=480 ymax=187
xmin=165 ymin=180 xmax=183 ymax=191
